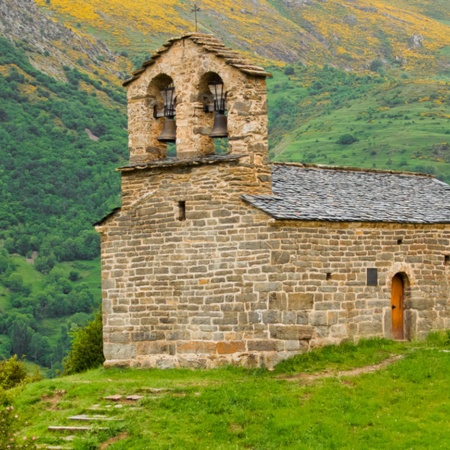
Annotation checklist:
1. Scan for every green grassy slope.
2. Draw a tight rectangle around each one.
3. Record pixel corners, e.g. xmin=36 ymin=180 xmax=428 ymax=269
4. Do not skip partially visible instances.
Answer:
xmin=268 ymin=66 xmax=450 ymax=182
xmin=7 ymin=336 xmax=450 ymax=449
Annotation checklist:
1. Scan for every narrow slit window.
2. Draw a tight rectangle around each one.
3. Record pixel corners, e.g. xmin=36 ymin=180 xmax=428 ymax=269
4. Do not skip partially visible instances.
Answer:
xmin=397 ymin=238 xmax=403 ymax=245
xmin=445 ymin=255 xmax=450 ymax=266
xmin=178 ymin=201 xmax=186 ymax=221
xmin=367 ymin=268 xmax=378 ymax=286
xmin=326 ymin=272 xmax=332 ymax=280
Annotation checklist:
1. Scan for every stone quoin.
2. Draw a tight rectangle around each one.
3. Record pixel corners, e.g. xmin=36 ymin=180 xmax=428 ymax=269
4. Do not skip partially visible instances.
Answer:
xmin=95 ymin=34 xmax=450 ymax=369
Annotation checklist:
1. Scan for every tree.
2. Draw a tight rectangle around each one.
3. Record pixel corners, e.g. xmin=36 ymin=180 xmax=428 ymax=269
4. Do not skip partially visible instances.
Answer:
xmin=369 ymin=59 xmax=383 ymax=72
xmin=336 ymin=134 xmax=358 ymax=145
xmin=63 ymin=310 xmax=104 ymax=374
xmin=10 ymin=321 xmax=33 ymax=357
xmin=284 ymin=65 xmax=295 ymax=76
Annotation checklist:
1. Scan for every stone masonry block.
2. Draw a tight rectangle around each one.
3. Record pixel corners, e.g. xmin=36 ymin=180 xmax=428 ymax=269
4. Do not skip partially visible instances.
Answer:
xmin=217 ymin=341 xmax=246 ymax=354
xmin=310 ymin=312 xmax=328 ymax=326
xmin=288 ymin=293 xmax=314 ymax=310
xmin=271 ymin=251 xmax=290 ymax=265
xmin=270 ymin=325 xmax=314 ymax=340
xmin=358 ymin=321 xmax=382 ymax=336
xmin=410 ymin=298 xmax=434 ymax=311
xmin=177 ymin=341 xmax=217 ymax=355
xmin=136 ymin=341 xmax=169 ymax=355
xmin=247 ymin=340 xmax=278 ymax=351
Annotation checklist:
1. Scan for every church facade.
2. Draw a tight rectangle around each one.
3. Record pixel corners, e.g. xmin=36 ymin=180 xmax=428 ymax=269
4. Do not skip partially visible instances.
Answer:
xmin=96 ymin=34 xmax=450 ymax=369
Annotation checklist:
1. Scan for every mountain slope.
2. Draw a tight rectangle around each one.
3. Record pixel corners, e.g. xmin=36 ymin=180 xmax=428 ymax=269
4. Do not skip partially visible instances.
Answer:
xmin=34 ymin=0 xmax=450 ymax=71
xmin=0 ymin=0 xmax=130 ymax=81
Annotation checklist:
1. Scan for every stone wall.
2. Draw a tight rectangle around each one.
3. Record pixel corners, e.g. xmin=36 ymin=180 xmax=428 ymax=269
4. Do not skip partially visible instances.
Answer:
xmin=97 ymin=160 xmax=450 ymax=369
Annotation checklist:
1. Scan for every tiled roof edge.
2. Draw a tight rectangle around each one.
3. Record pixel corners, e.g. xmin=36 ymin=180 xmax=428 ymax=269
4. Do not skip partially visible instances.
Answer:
xmin=271 ymin=162 xmax=435 ymax=178
xmin=123 ymin=33 xmax=272 ymax=87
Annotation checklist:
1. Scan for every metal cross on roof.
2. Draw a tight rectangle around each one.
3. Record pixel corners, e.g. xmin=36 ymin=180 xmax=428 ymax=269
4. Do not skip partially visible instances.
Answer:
xmin=192 ymin=2 xmax=201 ymax=32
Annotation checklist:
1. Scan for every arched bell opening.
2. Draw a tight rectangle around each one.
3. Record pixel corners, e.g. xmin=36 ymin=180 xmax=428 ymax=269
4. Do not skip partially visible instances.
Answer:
xmin=198 ymin=72 xmax=229 ymax=154
xmin=148 ymin=74 xmax=177 ymax=158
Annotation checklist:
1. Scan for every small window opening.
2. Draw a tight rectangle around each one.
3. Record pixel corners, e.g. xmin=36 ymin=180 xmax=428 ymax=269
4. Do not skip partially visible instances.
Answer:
xmin=397 ymin=238 xmax=403 ymax=245
xmin=167 ymin=142 xmax=177 ymax=158
xmin=367 ymin=268 xmax=378 ymax=286
xmin=178 ymin=201 xmax=186 ymax=221
xmin=214 ymin=138 xmax=229 ymax=154
xmin=445 ymin=255 xmax=450 ymax=266
xmin=326 ymin=272 xmax=332 ymax=280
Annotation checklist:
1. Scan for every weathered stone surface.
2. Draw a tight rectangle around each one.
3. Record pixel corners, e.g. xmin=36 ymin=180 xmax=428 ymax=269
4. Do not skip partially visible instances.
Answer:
xmin=217 ymin=341 xmax=246 ymax=354
xmin=288 ymin=293 xmax=314 ymax=310
xmin=270 ymin=325 xmax=314 ymax=340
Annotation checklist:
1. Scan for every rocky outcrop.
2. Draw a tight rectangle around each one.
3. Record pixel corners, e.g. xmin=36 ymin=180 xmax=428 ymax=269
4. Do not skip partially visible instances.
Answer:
xmin=409 ymin=34 xmax=424 ymax=49
xmin=0 ymin=0 xmax=119 ymax=78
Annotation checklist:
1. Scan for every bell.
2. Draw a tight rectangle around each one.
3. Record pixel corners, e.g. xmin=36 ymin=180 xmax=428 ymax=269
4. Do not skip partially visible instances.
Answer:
xmin=157 ymin=118 xmax=177 ymax=143
xmin=209 ymin=113 xmax=228 ymax=138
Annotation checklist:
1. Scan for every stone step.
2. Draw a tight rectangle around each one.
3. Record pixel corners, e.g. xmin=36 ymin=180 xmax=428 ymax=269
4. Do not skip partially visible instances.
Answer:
xmin=87 ymin=404 xmax=141 ymax=412
xmin=43 ymin=446 xmax=72 ymax=450
xmin=68 ymin=414 xmax=124 ymax=422
xmin=104 ymin=395 xmax=123 ymax=402
xmin=140 ymin=387 xmax=172 ymax=394
xmin=126 ymin=395 xmax=144 ymax=401
xmin=48 ymin=426 xmax=107 ymax=432
xmin=104 ymin=394 xmax=144 ymax=402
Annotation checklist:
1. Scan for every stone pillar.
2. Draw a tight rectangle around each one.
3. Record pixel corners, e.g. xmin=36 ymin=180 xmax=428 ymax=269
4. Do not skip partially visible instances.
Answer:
xmin=174 ymin=93 xmax=215 ymax=159
xmin=227 ymin=76 xmax=269 ymax=167
xmin=127 ymin=95 xmax=167 ymax=164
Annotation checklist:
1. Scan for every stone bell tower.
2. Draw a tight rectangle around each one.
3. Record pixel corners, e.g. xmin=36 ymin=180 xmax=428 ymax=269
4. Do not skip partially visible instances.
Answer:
xmin=97 ymin=34 xmax=275 ymax=369
xmin=124 ymin=33 xmax=272 ymax=165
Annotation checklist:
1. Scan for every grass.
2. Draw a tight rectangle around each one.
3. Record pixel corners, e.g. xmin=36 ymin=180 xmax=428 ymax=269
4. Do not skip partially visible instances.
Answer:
xmin=268 ymin=68 xmax=450 ymax=182
xmin=8 ymin=334 xmax=450 ymax=449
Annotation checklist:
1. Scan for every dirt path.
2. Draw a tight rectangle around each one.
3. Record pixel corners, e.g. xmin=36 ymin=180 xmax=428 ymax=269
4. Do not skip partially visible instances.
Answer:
xmin=280 ymin=354 xmax=405 ymax=382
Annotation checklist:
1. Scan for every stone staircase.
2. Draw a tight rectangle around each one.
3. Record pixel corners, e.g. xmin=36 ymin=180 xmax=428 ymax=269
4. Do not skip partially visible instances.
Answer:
xmin=39 ymin=394 xmax=146 ymax=449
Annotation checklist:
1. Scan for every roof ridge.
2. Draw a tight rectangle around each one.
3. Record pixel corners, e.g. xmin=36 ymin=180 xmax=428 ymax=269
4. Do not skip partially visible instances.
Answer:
xmin=123 ymin=33 xmax=272 ymax=86
xmin=271 ymin=162 xmax=435 ymax=178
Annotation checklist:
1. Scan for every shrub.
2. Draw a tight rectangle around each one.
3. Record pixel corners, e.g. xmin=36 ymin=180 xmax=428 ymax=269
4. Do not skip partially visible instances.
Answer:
xmin=0 ymin=356 xmax=26 ymax=390
xmin=63 ymin=310 xmax=104 ymax=375
xmin=0 ymin=405 xmax=38 ymax=449
xmin=369 ymin=59 xmax=383 ymax=72
xmin=284 ymin=66 xmax=295 ymax=76
xmin=336 ymin=134 xmax=358 ymax=145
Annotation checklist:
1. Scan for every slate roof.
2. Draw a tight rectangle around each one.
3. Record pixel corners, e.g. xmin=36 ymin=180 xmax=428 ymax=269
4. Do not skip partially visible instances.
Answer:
xmin=123 ymin=33 xmax=272 ymax=87
xmin=242 ymin=164 xmax=450 ymax=224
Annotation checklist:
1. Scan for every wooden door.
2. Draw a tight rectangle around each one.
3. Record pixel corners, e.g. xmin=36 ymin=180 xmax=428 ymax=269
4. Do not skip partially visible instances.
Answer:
xmin=391 ymin=274 xmax=404 ymax=340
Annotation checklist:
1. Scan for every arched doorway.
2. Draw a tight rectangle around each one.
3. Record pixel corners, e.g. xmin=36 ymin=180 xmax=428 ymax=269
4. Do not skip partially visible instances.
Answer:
xmin=391 ymin=274 xmax=404 ymax=340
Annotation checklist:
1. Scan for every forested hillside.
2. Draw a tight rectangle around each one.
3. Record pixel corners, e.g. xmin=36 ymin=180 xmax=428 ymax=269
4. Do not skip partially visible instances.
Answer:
xmin=1 ymin=0 xmax=450 ymax=371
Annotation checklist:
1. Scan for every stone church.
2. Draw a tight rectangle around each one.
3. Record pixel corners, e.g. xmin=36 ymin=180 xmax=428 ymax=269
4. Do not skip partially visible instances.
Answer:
xmin=95 ymin=33 xmax=450 ymax=369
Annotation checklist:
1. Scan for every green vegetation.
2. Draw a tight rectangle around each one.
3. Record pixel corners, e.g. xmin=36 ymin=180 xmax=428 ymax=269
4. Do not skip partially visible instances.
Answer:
xmin=268 ymin=65 xmax=450 ymax=182
xmin=0 ymin=36 xmax=126 ymax=262
xmin=0 ymin=250 xmax=100 ymax=372
xmin=6 ymin=335 xmax=450 ymax=448
xmin=63 ymin=309 xmax=104 ymax=375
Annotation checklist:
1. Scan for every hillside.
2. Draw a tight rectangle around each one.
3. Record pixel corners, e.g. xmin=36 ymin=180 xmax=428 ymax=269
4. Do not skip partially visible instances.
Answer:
xmin=267 ymin=65 xmax=450 ymax=182
xmin=6 ymin=337 xmax=450 ymax=448
xmin=34 ymin=0 xmax=450 ymax=72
